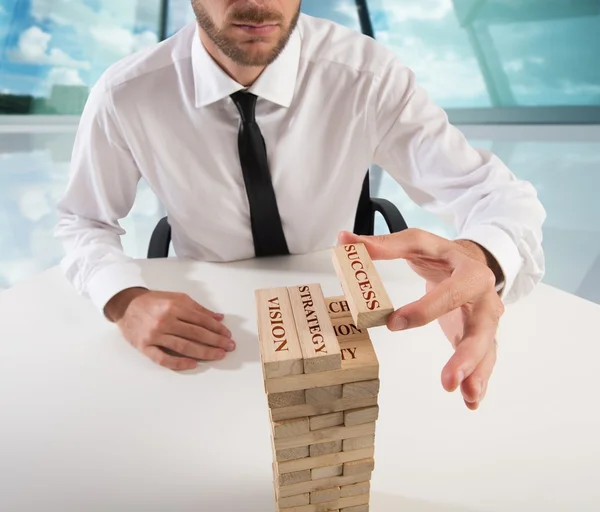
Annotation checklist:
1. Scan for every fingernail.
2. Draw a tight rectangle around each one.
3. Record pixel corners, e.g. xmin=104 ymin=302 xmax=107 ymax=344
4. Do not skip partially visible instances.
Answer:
xmin=457 ymin=370 xmax=465 ymax=386
xmin=392 ymin=316 xmax=408 ymax=331
xmin=226 ymin=329 xmax=233 ymax=338
xmin=476 ymin=380 xmax=483 ymax=399
xmin=227 ymin=341 xmax=236 ymax=352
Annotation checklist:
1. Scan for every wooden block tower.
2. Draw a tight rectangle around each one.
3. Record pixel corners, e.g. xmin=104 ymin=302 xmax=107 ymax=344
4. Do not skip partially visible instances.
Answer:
xmin=255 ymin=243 xmax=394 ymax=512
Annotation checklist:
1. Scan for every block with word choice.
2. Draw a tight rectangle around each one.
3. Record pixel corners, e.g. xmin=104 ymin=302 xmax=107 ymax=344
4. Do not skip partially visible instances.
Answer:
xmin=331 ymin=243 xmax=394 ymax=329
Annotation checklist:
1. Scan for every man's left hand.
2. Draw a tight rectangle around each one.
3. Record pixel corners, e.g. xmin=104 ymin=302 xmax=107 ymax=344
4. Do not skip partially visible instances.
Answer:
xmin=338 ymin=229 xmax=505 ymax=410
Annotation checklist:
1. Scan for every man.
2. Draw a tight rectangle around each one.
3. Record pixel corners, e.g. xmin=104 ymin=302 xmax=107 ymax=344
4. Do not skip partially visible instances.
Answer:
xmin=55 ymin=0 xmax=545 ymax=410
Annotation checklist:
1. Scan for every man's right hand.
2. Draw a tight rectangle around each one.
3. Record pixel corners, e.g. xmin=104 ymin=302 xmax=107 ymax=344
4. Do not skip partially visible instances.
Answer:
xmin=104 ymin=288 xmax=235 ymax=371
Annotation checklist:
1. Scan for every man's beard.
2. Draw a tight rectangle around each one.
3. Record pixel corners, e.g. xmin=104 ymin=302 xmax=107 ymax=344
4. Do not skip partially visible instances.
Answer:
xmin=193 ymin=2 xmax=301 ymax=67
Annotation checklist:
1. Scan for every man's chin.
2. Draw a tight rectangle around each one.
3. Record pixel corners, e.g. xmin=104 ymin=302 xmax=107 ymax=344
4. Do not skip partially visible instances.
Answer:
xmin=233 ymin=44 xmax=281 ymax=66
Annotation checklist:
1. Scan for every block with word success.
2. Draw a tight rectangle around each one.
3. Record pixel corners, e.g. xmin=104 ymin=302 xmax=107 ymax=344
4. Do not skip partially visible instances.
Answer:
xmin=331 ymin=243 xmax=394 ymax=328
xmin=288 ymin=283 xmax=342 ymax=373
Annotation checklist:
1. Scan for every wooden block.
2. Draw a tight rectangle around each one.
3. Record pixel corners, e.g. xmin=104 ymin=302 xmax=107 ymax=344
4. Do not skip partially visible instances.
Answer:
xmin=306 ymin=385 xmax=342 ymax=404
xmin=312 ymin=464 xmax=343 ymax=480
xmin=310 ymin=412 xmax=343 ymax=431
xmin=310 ymin=440 xmax=342 ymax=457
xmin=279 ymin=493 xmax=310 ymax=508
xmin=311 ymin=487 xmax=341 ymax=504
xmin=266 ymin=338 xmax=378 ymax=394
xmin=275 ymin=422 xmax=376 ymax=451
xmin=344 ymin=406 xmax=379 ymax=427
xmin=288 ymin=284 xmax=342 ymax=373
xmin=325 ymin=296 xmax=351 ymax=319
xmin=340 ymin=481 xmax=370 ymax=498
xmin=271 ymin=396 xmax=378 ymax=422
xmin=338 ymin=339 xmax=378 ymax=370
xmin=341 ymin=505 xmax=369 ymax=512
xmin=256 ymin=287 xmax=304 ymax=378
xmin=280 ymin=469 xmax=311 ymax=486
xmin=279 ymin=504 xmax=340 ymax=512
xmin=276 ymin=446 xmax=310 ymax=462
xmin=331 ymin=243 xmax=394 ymax=328
xmin=273 ymin=417 xmax=310 ymax=439
xmin=278 ymin=447 xmax=374 ymax=474
xmin=330 ymin=316 xmax=369 ymax=343
xmin=269 ymin=390 xmax=306 ymax=409
xmin=279 ymin=493 xmax=369 ymax=512
xmin=343 ymin=458 xmax=375 ymax=476
xmin=342 ymin=380 xmax=380 ymax=399
xmin=342 ymin=435 xmax=374 ymax=452
xmin=279 ymin=472 xmax=372 ymax=498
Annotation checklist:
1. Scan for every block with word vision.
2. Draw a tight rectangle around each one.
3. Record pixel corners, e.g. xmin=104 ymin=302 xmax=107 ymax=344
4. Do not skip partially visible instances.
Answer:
xmin=331 ymin=243 xmax=394 ymax=329
xmin=255 ymin=287 xmax=305 ymax=379
xmin=256 ymin=274 xmax=382 ymax=511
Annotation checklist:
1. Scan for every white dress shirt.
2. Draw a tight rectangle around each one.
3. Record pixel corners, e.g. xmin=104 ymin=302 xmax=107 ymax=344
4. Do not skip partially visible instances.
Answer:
xmin=55 ymin=14 xmax=546 ymax=313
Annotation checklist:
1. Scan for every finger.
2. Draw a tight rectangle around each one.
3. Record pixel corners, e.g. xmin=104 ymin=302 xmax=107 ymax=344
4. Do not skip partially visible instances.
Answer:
xmin=337 ymin=228 xmax=448 ymax=262
xmin=167 ymin=318 xmax=236 ymax=353
xmin=144 ymin=345 xmax=198 ymax=371
xmin=158 ymin=334 xmax=227 ymax=361
xmin=388 ymin=267 xmax=488 ymax=331
xmin=179 ymin=294 xmax=225 ymax=320
xmin=461 ymin=342 xmax=497 ymax=409
xmin=174 ymin=305 xmax=234 ymax=341
xmin=441 ymin=293 xmax=499 ymax=393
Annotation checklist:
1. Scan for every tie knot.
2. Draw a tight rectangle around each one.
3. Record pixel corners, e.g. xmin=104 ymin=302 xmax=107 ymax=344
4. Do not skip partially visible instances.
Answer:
xmin=231 ymin=91 xmax=258 ymax=123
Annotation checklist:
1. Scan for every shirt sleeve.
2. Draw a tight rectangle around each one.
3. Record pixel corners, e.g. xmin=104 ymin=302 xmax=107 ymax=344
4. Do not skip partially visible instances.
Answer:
xmin=369 ymin=56 xmax=546 ymax=304
xmin=54 ymin=81 xmax=149 ymax=314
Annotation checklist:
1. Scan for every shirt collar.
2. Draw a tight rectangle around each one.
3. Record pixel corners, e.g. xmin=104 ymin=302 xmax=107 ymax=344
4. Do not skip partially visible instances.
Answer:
xmin=191 ymin=22 xmax=302 ymax=109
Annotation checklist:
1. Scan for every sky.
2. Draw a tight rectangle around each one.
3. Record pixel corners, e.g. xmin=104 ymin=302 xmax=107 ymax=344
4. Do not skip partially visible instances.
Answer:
xmin=0 ymin=0 xmax=598 ymax=107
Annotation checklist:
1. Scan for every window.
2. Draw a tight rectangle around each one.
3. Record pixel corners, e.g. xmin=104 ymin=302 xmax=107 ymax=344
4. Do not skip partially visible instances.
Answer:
xmin=0 ymin=0 xmax=162 ymax=115
xmin=301 ymin=0 xmax=361 ymax=32
xmin=166 ymin=0 xmax=195 ymax=38
xmin=368 ymin=0 xmax=600 ymax=109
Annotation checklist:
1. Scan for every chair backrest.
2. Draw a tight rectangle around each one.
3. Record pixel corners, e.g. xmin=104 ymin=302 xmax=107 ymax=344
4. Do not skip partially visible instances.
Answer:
xmin=148 ymin=169 xmax=379 ymax=258
xmin=353 ymin=171 xmax=374 ymax=236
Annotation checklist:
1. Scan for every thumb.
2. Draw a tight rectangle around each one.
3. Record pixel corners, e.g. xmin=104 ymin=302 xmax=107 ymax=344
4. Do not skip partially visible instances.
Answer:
xmin=337 ymin=230 xmax=402 ymax=261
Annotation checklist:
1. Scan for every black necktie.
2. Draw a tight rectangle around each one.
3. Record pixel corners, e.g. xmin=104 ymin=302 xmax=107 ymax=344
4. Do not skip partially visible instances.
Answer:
xmin=231 ymin=91 xmax=289 ymax=257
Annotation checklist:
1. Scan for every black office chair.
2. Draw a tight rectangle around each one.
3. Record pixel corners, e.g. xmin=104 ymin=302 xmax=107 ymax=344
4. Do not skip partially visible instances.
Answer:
xmin=147 ymin=172 xmax=408 ymax=259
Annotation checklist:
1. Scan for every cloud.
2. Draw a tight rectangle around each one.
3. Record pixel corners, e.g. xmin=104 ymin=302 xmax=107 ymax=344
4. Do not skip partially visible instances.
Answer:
xmin=90 ymin=26 xmax=158 ymax=56
xmin=30 ymin=0 xmax=160 ymax=33
xmin=376 ymin=30 xmax=488 ymax=103
xmin=371 ymin=0 xmax=453 ymax=22
xmin=47 ymin=67 xmax=85 ymax=86
xmin=9 ymin=26 xmax=90 ymax=69
xmin=504 ymin=57 xmax=546 ymax=74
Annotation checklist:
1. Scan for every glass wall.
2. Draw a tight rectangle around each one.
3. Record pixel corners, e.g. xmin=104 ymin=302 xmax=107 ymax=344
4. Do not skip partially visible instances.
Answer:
xmin=0 ymin=0 xmax=162 ymax=114
xmin=0 ymin=0 xmax=598 ymax=120
xmin=368 ymin=0 xmax=600 ymax=109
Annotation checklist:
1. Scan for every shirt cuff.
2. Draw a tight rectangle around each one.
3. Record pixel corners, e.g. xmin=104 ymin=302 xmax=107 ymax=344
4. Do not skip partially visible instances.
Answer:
xmin=86 ymin=261 xmax=149 ymax=315
xmin=456 ymin=224 xmax=523 ymax=301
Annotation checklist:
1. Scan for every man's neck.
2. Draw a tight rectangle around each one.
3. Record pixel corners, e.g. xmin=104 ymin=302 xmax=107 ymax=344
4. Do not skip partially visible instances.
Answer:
xmin=199 ymin=30 xmax=265 ymax=87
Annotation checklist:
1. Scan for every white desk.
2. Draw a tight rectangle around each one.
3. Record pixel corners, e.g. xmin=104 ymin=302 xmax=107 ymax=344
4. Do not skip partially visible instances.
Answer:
xmin=1 ymin=251 xmax=599 ymax=512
